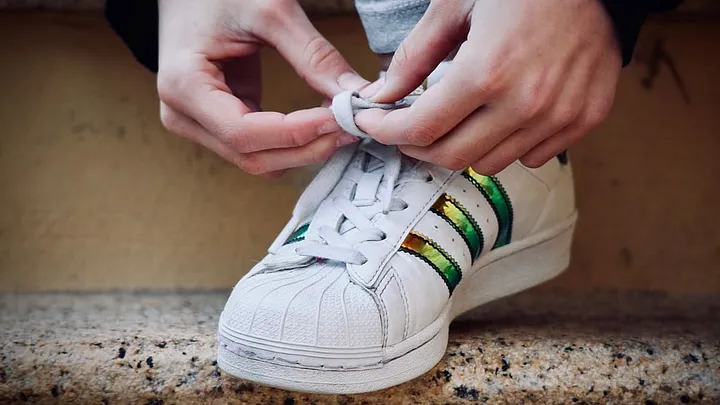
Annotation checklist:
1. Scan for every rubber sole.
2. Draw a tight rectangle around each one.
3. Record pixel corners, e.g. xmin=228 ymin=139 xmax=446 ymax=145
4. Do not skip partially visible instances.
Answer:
xmin=218 ymin=214 xmax=577 ymax=394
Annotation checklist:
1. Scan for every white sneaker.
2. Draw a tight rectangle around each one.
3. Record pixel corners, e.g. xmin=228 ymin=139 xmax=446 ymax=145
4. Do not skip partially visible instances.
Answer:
xmin=217 ymin=68 xmax=577 ymax=394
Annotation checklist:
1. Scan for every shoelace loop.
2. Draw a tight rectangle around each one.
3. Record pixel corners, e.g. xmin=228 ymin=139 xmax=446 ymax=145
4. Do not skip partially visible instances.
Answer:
xmin=267 ymin=91 xmax=423 ymax=265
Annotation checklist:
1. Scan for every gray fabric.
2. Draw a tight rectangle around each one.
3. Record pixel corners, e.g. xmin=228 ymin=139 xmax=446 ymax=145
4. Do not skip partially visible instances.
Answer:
xmin=330 ymin=90 xmax=408 ymax=138
xmin=355 ymin=0 xmax=429 ymax=53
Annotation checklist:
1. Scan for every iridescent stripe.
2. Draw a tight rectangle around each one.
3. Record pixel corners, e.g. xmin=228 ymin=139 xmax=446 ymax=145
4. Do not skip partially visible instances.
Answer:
xmin=400 ymin=231 xmax=462 ymax=293
xmin=430 ymin=193 xmax=484 ymax=261
xmin=462 ymin=168 xmax=513 ymax=249
xmin=285 ymin=223 xmax=309 ymax=245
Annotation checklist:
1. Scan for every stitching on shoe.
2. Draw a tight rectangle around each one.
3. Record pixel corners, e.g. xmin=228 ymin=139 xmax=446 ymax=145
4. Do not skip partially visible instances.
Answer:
xmin=220 ymin=341 xmax=383 ymax=371
xmin=367 ymin=171 xmax=458 ymax=287
xmin=391 ymin=268 xmax=411 ymax=340
xmin=376 ymin=274 xmax=393 ymax=347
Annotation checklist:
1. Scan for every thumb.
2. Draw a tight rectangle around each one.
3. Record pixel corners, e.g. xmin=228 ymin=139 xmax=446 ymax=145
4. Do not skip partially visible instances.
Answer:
xmin=369 ymin=1 xmax=468 ymax=103
xmin=259 ymin=2 xmax=369 ymax=96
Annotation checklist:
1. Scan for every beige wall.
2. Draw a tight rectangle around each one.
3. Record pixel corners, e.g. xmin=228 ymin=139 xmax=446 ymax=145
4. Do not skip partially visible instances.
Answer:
xmin=0 ymin=13 xmax=718 ymax=292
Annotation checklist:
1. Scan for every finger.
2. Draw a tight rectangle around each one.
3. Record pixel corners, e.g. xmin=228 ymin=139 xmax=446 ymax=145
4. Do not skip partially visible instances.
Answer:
xmin=239 ymin=132 xmax=358 ymax=174
xmin=157 ymin=56 xmax=341 ymax=153
xmin=261 ymin=170 xmax=287 ymax=180
xmin=370 ymin=0 xmax=469 ymax=103
xmin=160 ymin=102 xmax=245 ymax=166
xmin=470 ymin=121 xmax=569 ymax=175
xmin=518 ymin=121 xmax=586 ymax=168
xmin=520 ymin=54 xmax=620 ymax=167
xmin=255 ymin=1 xmax=368 ymax=95
xmin=355 ymin=41 xmax=507 ymax=146
xmin=472 ymin=63 xmax=591 ymax=174
xmin=398 ymin=99 xmax=522 ymax=170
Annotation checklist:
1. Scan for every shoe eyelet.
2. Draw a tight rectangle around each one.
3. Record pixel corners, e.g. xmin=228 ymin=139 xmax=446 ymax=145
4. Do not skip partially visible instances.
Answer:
xmin=380 ymin=232 xmax=387 ymax=240
xmin=426 ymin=173 xmax=434 ymax=182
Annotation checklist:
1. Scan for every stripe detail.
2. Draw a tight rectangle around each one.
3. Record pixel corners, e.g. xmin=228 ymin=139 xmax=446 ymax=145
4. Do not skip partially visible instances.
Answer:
xmin=430 ymin=193 xmax=484 ymax=261
xmin=400 ymin=231 xmax=462 ymax=293
xmin=462 ymin=168 xmax=514 ymax=249
xmin=284 ymin=223 xmax=309 ymax=245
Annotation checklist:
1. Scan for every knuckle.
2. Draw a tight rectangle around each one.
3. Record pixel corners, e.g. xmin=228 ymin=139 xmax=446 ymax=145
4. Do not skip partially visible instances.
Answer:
xmin=256 ymin=0 xmax=290 ymax=24
xmin=584 ymin=101 xmax=612 ymax=129
xmin=225 ymin=131 xmax=252 ymax=153
xmin=392 ymin=42 xmax=426 ymax=82
xmin=520 ymin=154 xmax=548 ymax=169
xmin=467 ymin=57 xmax=507 ymax=97
xmin=405 ymin=121 xmax=439 ymax=146
xmin=159 ymin=105 xmax=181 ymax=134
xmin=156 ymin=67 xmax=182 ymax=104
xmin=435 ymin=153 xmax=469 ymax=171
xmin=463 ymin=74 xmax=497 ymax=100
xmin=303 ymin=35 xmax=343 ymax=74
xmin=393 ymin=41 xmax=411 ymax=69
xmin=237 ymin=155 xmax=266 ymax=175
xmin=473 ymin=160 xmax=505 ymax=176
xmin=284 ymin=127 xmax=309 ymax=148
xmin=551 ymin=103 xmax=580 ymax=128
xmin=310 ymin=143 xmax=336 ymax=164
xmin=515 ymin=83 xmax=544 ymax=120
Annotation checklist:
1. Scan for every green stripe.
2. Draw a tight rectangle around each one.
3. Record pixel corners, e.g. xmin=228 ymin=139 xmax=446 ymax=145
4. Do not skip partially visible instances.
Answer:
xmin=430 ymin=193 xmax=484 ymax=261
xmin=400 ymin=232 xmax=462 ymax=293
xmin=284 ymin=223 xmax=309 ymax=245
xmin=462 ymin=168 xmax=513 ymax=249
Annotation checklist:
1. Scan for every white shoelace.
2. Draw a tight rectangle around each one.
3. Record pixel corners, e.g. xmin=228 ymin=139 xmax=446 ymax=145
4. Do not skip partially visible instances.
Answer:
xmin=267 ymin=91 xmax=425 ymax=266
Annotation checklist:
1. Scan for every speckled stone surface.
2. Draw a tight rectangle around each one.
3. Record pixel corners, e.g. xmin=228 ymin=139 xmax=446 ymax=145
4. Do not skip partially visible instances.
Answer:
xmin=1 ymin=291 xmax=719 ymax=404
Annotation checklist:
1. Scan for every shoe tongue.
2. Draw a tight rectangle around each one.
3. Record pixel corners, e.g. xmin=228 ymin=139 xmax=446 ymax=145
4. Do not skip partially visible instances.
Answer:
xmin=336 ymin=148 xmax=420 ymax=237
xmin=303 ymin=62 xmax=453 ymax=244
xmin=304 ymin=144 xmax=392 ymax=242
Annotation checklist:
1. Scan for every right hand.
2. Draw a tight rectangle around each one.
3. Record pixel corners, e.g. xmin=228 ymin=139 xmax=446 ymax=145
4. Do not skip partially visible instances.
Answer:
xmin=157 ymin=0 xmax=367 ymax=175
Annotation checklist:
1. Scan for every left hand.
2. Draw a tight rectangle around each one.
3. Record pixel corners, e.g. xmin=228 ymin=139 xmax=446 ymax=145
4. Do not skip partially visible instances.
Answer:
xmin=355 ymin=0 xmax=622 ymax=173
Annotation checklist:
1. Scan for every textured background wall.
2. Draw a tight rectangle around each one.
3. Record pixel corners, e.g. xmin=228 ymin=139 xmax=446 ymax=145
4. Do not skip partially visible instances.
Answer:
xmin=0 ymin=13 xmax=718 ymax=293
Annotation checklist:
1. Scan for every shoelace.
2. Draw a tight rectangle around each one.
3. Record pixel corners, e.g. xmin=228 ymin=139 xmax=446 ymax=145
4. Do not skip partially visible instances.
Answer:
xmin=267 ymin=91 xmax=423 ymax=265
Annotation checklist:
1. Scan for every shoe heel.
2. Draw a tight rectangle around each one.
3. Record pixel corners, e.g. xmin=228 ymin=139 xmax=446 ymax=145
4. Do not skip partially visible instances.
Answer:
xmin=452 ymin=218 xmax=576 ymax=318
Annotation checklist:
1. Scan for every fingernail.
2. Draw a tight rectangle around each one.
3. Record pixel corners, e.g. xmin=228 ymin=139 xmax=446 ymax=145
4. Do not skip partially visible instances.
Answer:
xmin=358 ymin=77 xmax=384 ymax=99
xmin=318 ymin=120 xmax=340 ymax=135
xmin=338 ymin=72 xmax=370 ymax=91
xmin=336 ymin=133 xmax=358 ymax=147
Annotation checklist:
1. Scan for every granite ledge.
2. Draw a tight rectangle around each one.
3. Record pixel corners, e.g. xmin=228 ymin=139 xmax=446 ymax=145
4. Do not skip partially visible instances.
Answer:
xmin=1 ymin=291 xmax=719 ymax=404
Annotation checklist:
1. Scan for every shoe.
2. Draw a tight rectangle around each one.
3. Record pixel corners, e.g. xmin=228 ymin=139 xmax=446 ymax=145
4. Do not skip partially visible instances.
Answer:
xmin=216 ymin=65 xmax=577 ymax=394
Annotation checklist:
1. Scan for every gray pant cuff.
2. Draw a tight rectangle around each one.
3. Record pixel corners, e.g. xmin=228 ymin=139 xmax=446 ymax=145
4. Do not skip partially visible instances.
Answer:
xmin=355 ymin=0 xmax=429 ymax=54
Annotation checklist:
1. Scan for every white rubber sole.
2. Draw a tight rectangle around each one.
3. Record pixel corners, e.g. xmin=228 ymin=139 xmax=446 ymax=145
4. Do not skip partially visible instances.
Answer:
xmin=217 ymin=214 xmax=577 ymax=394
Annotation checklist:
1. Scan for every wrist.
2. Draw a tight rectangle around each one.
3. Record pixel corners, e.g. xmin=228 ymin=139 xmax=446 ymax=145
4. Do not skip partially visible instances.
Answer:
xmin=597 ymin=1 xmax=651 ymax=66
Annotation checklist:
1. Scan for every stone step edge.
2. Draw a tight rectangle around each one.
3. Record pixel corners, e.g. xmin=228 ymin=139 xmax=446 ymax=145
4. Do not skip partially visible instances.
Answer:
xmin=1 ymin=290 xmax=719 ymax=404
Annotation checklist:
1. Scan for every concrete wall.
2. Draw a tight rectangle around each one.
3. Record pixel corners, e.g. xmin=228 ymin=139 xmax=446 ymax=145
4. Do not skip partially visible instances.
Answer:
xmin=0 ymin=13 xmax=718 ymax=293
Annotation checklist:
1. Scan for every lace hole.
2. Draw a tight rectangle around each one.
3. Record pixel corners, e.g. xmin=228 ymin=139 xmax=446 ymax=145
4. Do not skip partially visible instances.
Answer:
xmin=426 ymin=173 xmax=434 ymax=182
xmin=380 ymin=232 xmax=387 ymax=240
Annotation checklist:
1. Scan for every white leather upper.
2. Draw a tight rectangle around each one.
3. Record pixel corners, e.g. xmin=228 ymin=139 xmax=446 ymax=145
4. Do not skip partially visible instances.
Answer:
xmin=220 ymin=156 xmax=576 ymax=357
